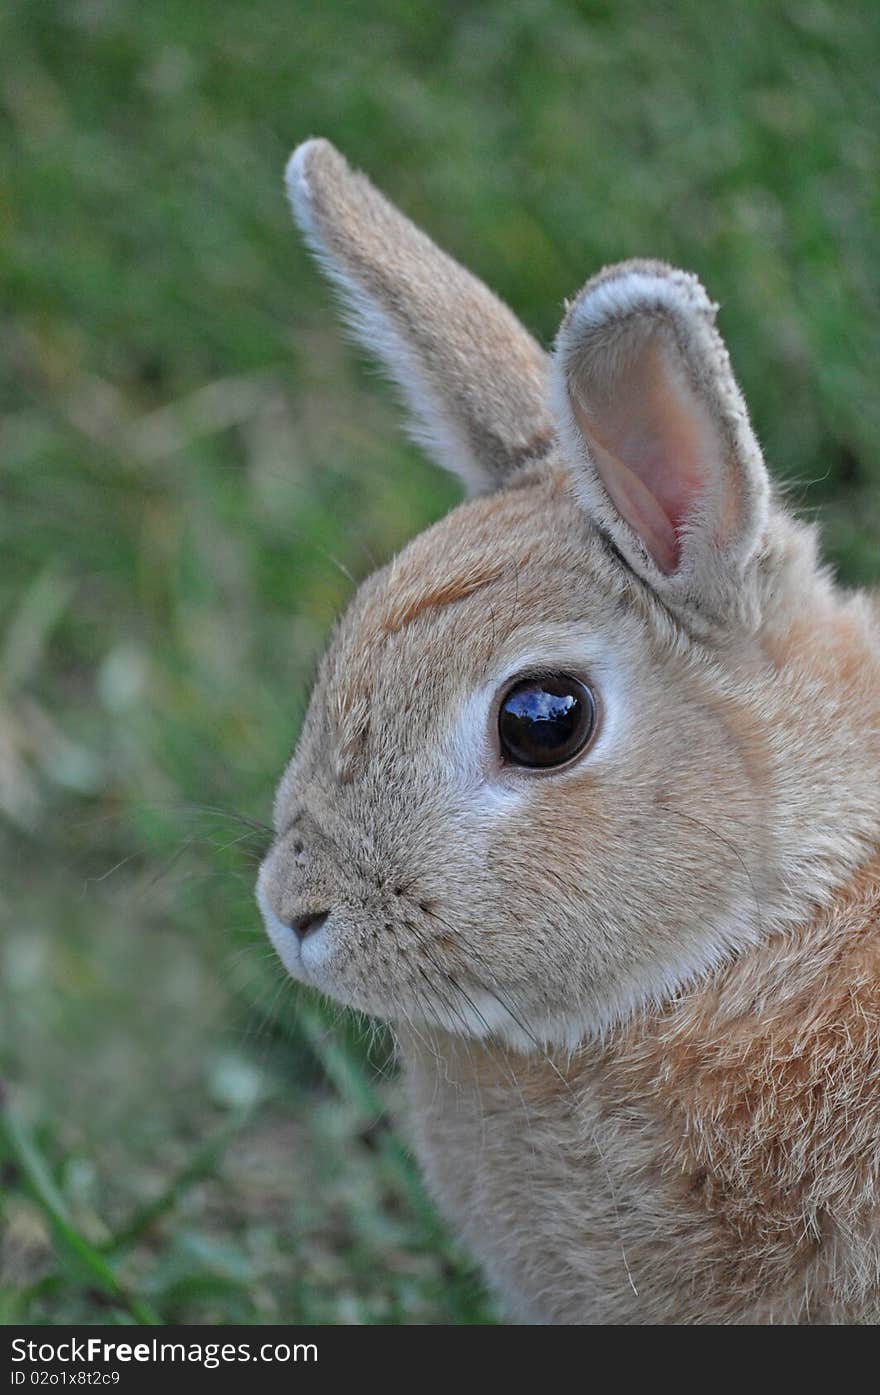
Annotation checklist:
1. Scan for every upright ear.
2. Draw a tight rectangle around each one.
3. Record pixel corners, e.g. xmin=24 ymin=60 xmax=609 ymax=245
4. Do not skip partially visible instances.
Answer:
xmin=552 ymin=261 xmax=770 ymax=628
xmin=286 ymin=140 xmax=553 ymax=494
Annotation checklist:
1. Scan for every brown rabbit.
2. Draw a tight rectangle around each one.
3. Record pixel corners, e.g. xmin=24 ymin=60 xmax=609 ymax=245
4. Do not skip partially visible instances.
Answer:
xmin=258 ymin=139 xmax=880 ymax=1324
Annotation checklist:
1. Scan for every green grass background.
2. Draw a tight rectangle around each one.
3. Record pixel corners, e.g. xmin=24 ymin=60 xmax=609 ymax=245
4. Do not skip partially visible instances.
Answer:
xmin=1 ymin=0 xmax=878 ymax=1324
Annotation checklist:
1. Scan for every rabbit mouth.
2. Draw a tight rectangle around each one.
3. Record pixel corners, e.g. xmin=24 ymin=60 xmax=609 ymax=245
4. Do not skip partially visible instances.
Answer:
xmin=257 ymin=864 xmax=534 ymax=1037
xmin=256 ymin=866 xmax=343 ymax=988
xmin=255 ymin=871 xmax=307 ymax=980
xmin=256 ymin=875 xmax=360 ymax=1004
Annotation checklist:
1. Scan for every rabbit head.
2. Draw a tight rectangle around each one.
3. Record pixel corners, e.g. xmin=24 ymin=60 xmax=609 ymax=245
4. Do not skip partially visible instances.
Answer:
xmin=257 ymin=140 xmax=880 ymax=1049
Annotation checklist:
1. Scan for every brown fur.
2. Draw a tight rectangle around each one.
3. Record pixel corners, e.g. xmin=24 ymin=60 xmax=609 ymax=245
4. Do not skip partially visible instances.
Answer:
xmin=402 ymin=851 xmax=880 ymax=1323
xmin=258 ymin=141 xmax=880 ymax=1323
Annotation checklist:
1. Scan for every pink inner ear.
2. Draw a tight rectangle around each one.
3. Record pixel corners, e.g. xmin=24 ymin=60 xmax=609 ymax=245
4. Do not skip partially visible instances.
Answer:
xmin=570 ymin=335 xmax=716 ymax=575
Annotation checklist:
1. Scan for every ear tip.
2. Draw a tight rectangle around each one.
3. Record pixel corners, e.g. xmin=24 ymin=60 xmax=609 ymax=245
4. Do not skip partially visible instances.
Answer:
xmin=560 ymin=259 xmax=719 ymax=354
xmin=284 ymin=138 xmax=349 ymax=225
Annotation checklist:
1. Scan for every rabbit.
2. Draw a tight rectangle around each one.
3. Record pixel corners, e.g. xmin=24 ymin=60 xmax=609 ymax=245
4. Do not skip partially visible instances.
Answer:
xmin=257 ymin=138 xmax=880 ymax=1325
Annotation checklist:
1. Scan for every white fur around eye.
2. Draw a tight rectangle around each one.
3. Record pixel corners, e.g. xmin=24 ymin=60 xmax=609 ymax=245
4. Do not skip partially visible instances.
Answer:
xmin=443 ymin=627 xmax=627 ymax=807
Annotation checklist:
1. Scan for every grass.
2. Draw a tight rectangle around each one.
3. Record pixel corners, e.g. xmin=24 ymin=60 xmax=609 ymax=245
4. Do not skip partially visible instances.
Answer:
xmin=1 ymin=0 xmax=878 ymax=1324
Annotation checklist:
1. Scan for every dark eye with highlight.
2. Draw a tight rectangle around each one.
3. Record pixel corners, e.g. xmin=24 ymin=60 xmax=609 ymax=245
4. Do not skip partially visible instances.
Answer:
xmin=498 ymin=674 xmax=596 ymax=769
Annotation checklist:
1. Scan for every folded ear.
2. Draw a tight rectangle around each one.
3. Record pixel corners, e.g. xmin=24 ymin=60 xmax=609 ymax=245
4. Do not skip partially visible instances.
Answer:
xmin=552 ymin=260 xmax=770 ymax=628
xmin=286 ymin=139 xmax=553 ymax=495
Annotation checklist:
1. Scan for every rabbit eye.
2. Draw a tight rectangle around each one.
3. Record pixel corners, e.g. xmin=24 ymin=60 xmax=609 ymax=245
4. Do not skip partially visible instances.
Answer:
xmin=498 ymin=674 xmax=596 ymax=769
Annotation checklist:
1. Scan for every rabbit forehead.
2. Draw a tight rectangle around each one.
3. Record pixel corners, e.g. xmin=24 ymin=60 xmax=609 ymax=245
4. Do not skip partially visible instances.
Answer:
xmin=308 ymin=470 xmax=627 ymax=771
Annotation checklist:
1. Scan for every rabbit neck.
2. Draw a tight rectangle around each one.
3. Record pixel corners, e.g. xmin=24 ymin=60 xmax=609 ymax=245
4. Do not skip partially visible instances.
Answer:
xmin=399 ymin=846 xmax=880 ymax=1322
xmin=748 ymin=551 xmax=880 ymax=949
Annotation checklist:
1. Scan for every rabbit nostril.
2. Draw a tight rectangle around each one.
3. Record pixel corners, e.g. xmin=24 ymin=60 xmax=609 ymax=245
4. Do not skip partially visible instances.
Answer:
xmin=291 ymin=910 xmax=329 ymax=941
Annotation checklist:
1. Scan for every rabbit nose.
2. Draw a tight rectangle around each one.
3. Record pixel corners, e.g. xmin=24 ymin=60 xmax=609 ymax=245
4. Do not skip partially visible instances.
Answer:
xmin=291 ymin=909 xmax=330 ymax=941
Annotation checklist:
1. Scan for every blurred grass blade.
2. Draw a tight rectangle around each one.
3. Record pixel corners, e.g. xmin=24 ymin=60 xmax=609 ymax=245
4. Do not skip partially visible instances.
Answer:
xmin=103 ymin=1107 xmax=251 ymax=1254
xmin=0 ymin=1094 xmax=160 ymax=1325
xmin=295 ymin=1002 xmax=445 ymax=1237
xmin=0 ymin=566 xmax=75 ymax=699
